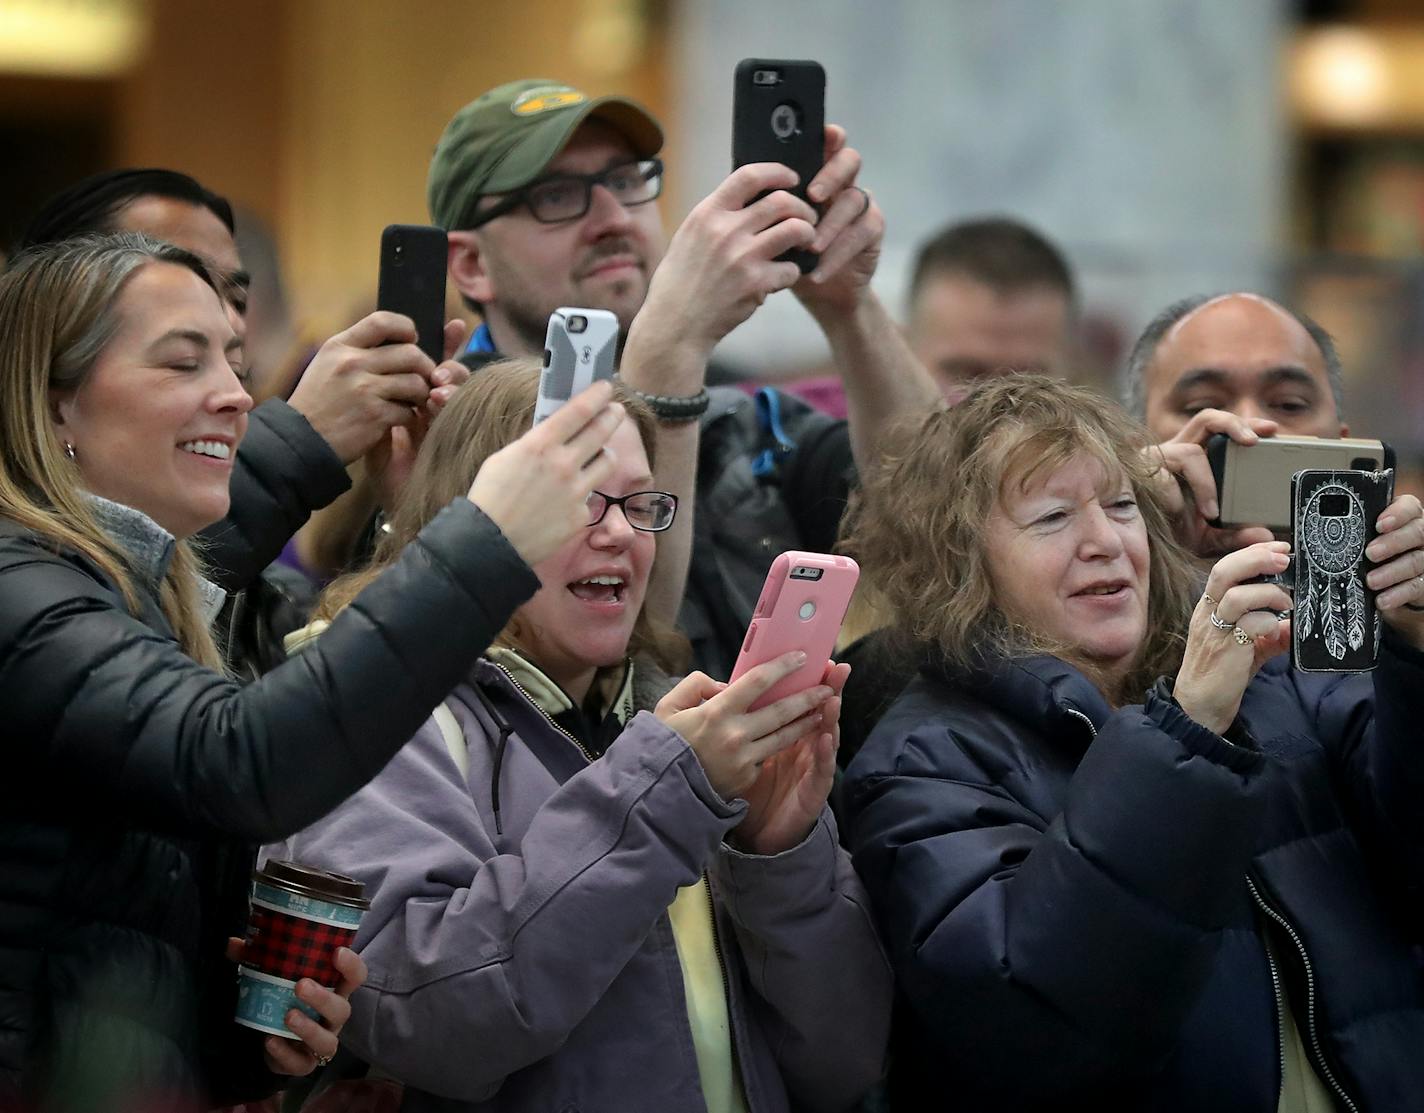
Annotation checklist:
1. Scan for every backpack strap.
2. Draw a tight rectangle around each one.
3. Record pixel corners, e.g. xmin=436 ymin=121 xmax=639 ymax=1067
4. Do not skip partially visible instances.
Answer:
xmin=752 ymin=387 xmax=799 ymax=478
xmin=431 ymin=700 xmax=468 ymax=778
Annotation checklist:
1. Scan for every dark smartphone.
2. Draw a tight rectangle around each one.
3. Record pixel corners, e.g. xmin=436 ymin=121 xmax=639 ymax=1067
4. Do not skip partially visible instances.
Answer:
xmin=1287 ymin=467 xmax=1394 ymax=672
xmin=377 ymin=224 xmax=448 ymax=364
xmin=732 ymin=58 xmax=826 ymax=274
xmin=1205 ymin=433 xmax=1393 ymax=533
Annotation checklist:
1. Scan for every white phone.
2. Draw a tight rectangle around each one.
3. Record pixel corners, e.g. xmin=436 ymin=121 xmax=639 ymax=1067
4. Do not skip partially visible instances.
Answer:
xmin=533 ymin=307 xmax=620 ymax=425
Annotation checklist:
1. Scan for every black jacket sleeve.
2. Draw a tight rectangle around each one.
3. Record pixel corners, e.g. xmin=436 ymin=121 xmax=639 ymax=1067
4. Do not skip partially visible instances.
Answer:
xmin=197 ymin=399 xmax=350 ymax=591
xmin=0 ymin=499 xmax=537 ymax=843
xmin=845 ymin=690 xmax=1265 ymax=1104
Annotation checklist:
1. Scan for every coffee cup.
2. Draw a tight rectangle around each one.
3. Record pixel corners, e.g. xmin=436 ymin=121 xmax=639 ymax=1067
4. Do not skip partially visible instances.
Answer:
xmin=234 ymin=859 xmax=370 ymax=1038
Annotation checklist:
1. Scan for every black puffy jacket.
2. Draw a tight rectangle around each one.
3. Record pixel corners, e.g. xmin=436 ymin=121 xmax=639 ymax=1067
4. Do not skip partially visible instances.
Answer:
xmin=0 ymin=494 xmax=538 ymax=1111
xmin=844 ymin=637 xmax=1424 ymax=1113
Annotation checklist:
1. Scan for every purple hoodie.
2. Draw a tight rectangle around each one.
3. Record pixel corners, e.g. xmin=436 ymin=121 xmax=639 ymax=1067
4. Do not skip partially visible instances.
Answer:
xmin=270 ymin=658 xmax=892 ymax=1111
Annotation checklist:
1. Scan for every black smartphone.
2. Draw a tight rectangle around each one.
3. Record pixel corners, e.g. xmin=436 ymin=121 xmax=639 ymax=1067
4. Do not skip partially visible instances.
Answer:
xmin=732 ymin=58 xmax=826 ymax=275
xmin=377 ymin=224 xmax=448 ymax=364
xmin=1205 ymin=433 xmax=1393 ymax=533
xmin=1288 ymin=467 xmax=1394 ymax=672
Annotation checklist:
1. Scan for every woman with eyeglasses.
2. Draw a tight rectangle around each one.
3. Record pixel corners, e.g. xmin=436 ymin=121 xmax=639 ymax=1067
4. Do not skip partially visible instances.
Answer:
xmin=271 ymin=360 xmax=891 ymax=1113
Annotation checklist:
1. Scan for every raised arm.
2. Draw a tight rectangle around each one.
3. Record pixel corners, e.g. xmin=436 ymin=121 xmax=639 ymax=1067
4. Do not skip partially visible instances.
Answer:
xmin=621 ymin=162 xmax=817 ymax=626
xmin=792 ymin=125 xmax=940 ymax=472
xmin=0 ymin=386 xmax=624 ymax=841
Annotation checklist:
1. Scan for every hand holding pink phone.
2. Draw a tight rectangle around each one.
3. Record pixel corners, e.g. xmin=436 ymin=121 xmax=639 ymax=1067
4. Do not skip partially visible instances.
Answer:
xmin=730 ymin=551 xmax=859 ymax=711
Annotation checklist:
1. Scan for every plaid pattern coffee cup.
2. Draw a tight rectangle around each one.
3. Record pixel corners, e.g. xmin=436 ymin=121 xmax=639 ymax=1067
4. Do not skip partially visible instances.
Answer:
xmin=235 ymin=860 xmax=370 ymax=1039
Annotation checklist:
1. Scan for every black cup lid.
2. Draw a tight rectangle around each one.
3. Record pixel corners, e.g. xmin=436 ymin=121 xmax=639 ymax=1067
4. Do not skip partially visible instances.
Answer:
xmin=253 ymin=859 xmax=370 ymax=909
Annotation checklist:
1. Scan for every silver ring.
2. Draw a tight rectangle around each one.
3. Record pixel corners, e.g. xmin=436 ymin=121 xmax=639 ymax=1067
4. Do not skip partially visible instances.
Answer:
xmin=1208 ymin=610 xmax=1234 ymax=632
xmin=852 ymin=185 xmax=871 ymax=219
xmin=1233 ymin=626 xmax=1252 ymax=646
xmin=315 ymin=1052 xmax=332 ymax=1067
xmin=1202 ymin=592 xmax=1219 ymax=608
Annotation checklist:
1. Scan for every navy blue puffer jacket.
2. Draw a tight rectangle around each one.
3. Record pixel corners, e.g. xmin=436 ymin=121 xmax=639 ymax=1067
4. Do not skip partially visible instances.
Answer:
xmin=844 ymin=635 xmax=1424 ymax=1112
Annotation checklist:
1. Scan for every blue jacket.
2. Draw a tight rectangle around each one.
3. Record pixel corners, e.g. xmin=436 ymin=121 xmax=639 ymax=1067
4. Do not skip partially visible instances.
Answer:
xmin=843 ymin=635 xmax=1424 ymax=1112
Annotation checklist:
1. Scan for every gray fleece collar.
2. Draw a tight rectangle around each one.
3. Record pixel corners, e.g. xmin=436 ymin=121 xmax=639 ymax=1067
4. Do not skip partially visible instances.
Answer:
xmin=83 ymin=494 xmax=227 ymax=625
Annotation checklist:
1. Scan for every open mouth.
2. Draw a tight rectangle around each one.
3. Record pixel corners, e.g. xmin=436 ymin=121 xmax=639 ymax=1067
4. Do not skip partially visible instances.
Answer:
xmin=179 ymin=440 xmax=232 ymax=461
xmin=1074 ymin=583 xmax=1128 ymax=598
xmin=569 ymin=575 xmax=626 ymax=605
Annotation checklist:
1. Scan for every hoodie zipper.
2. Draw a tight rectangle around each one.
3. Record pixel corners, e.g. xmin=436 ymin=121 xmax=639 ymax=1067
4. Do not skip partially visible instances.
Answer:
xmin=1064 ymin=707 xmax=1097 ymax=738
xmin=488 ymin=662 xmax=596 ymax=764
xmin=1246 ymin=876 xmax=1360 ymax=1113
xmin=704 ymin=876 xmax=747 ymax=1104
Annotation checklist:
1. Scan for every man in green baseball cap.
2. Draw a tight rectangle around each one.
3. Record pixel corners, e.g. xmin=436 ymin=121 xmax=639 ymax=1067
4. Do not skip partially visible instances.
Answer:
xmin=424 ymin=76 xmax=938 ymax=682
xmin=431 ymin=78 xmax=668 ymax=355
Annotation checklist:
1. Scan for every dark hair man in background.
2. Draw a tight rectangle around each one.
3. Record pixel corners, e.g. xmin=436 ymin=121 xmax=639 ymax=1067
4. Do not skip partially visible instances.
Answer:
xmin=905 ymin=216 xmax=1076 ymax=402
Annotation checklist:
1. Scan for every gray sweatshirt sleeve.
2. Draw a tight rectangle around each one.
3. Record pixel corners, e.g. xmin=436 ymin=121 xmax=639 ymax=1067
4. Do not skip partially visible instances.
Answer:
xmin=275 ymin=709 xmax=746 ymax=1103
xmin=711 ymin=809 xmax=893 ymax=1111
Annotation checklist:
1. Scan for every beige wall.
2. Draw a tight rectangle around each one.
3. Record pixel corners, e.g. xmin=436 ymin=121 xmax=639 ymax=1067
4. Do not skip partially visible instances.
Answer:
xmin=116 ymin=0 xmax=669 ymax=335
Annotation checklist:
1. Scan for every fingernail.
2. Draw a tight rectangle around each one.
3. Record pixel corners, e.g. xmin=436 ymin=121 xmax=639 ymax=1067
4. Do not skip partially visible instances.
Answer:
xmin=809 ymin=184 xmax=826 ymax=202
xmin=793 ymin=651 xmax=808 ymax=665
xmin=1205 ymin=499 xmax=1218 ymax=518
xmin=1244 ymin=429 xmax=1259 ymax=442
xmin=1378 ymin=515 xmax=1396 ymax=531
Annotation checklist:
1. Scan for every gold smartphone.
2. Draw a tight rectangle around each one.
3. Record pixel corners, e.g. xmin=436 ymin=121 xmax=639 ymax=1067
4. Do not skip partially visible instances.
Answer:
xmin=1206 ymin=434 xmax=1393 ymax=532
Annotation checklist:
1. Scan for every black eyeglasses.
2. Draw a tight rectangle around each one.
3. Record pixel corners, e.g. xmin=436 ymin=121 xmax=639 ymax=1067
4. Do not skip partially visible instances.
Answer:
xmin=586 ymin=489 xmax=678 ymax=532
xmin=467 ymin=158 xmax=663 ymax=229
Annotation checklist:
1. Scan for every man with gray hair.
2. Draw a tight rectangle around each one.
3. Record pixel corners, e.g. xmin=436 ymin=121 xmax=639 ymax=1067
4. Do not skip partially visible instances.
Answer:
xmin=1121 ymin=291 xmax=1349 ymax=556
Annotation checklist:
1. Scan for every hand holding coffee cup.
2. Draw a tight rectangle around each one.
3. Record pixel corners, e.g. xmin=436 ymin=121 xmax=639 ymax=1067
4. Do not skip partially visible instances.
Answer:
xmin=227 ymin=938 xmax=366 ymax=1074
xmin=232 ymin=861 xmax=371 ymax=1072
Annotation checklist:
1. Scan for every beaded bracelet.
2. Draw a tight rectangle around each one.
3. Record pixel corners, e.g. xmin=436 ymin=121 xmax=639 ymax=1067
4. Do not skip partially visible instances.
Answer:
xmin=630 ymin=386 xmax=711 ymax=423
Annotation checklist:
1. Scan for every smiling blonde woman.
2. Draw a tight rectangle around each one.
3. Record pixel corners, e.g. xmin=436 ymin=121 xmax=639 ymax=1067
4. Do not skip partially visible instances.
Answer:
xmin=0 ymin=233 xmax=624 ymax=1112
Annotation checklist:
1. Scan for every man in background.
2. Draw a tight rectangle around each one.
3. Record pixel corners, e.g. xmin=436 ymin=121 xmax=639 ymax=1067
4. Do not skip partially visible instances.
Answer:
xmin=1121 ymin=291 xmax=1349 ymax=558
xmin=905 ymin=216 xmax=1077 ymax=401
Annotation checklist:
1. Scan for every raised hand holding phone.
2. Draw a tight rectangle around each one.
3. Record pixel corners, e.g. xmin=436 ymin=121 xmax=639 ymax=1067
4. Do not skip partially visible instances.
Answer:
xmin=732 ymin=58 xmax=826 ymax=274
xmin=377 ymin=224 xmax=448 ymax=364
xmin=467 ymin=379 xmax=625 ymax=567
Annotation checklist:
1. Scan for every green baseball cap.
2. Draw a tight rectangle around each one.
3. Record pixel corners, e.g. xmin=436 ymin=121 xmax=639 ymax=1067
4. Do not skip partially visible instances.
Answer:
xmin=428 ymin=78 xmax=664 ymax=230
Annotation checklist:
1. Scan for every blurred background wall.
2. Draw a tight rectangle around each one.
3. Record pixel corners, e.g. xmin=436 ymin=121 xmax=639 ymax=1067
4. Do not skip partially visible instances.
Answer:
xmin=2 ymin=0 xmax=1422 ymax=461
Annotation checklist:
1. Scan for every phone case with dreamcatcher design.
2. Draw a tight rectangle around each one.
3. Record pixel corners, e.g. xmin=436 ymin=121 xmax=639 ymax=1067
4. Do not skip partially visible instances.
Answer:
xmin=1290 ymin=467 xmax=1394 ymax=673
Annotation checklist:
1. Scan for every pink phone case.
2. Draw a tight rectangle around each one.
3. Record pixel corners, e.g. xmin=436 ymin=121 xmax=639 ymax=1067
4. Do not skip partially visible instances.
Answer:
xmin=729 ymin=551 xmax=860 ymax=712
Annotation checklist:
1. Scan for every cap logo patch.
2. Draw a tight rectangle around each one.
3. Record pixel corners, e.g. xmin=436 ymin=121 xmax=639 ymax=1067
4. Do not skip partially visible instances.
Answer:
xmin=512 ymin=88 xmax=586 ymax=116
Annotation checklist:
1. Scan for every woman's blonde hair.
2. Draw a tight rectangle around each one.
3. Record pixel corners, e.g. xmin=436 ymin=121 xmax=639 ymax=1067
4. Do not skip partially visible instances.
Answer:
xmin=840 ymin=373 xmax=1199 ymax=703
xmin=0 ymin=232 xmax=227 ymax=670
xmin=317 ymin=360 xmax=685 ymax=672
